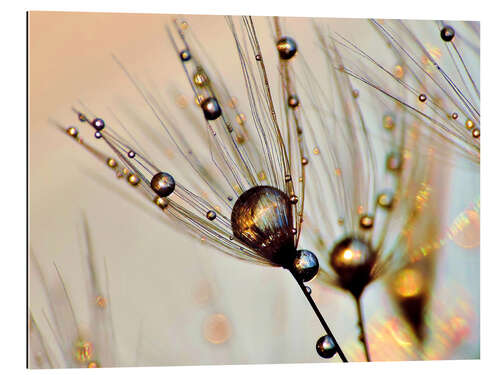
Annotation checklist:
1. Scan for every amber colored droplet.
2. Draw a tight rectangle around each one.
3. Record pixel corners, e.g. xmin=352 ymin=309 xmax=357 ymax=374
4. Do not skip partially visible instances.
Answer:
xmin=235 ymin=133 xmax=245 ymax=144
xmin=383 ymin=114 xmax=395 ymax=130
xmin=231 ymin=186 xmax=296 ymax=266
xmin=236 ymin=113 xmax=246 ymax=125
xmin=394 ymin=64 xmax=405 ymax=79
xmin=451 ymin=112 xmax=458 ymax=120
xmin=106 ymin=158 xmax=117 ymax=169
xmin=313 ymin=147 xmax=320 ymax=155
xmin=96 ymin=296 xmax=107 ymax=308
xmin=66 ymin=127 xmax=78 ymax=137
xmin=193 ymin=68 xmax=209 ymax=87
xmin=352 ymin=89 xmax=359 ymax=98
xmin=359 ymin=215 xmax=374 ymax=230
xmin=154 ymin=196 xmax=169 ymax=209
xmin=377 ymin=192 xmax=394 ymax=209
xmin=465 ymin=119 xmax=475 ymax=129
xmin=472 ymin=128 xmax=480 ymax=138
xmin=288 ymin=95 xmax=300 ymax=108
xmin=88 ymin=361 xmax=99 ymax=368
xmin=257 ymin=171 xmax=267 ymax=181
xmin=301 ymin=157 xmax=309 ymax=165
xmin=204 ymin=314 xmax=232 ymax=344
xmin=393 ymin=268 xmax=424 ymax=298
xmin=127 ymin=174 xmax=140 ymax=186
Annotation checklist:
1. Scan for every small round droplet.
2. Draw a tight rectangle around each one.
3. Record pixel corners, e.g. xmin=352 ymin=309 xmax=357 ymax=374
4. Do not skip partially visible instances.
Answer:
xmin=107 ymin=158 xmax=117 ymax=169
xmin=95 ymin=295 xmax=107 ymax=308
xmin=204 ymin=313 xmax=232 ymax=344
xmin=359 ymin=214 xmax=374 ymax=230
xmin=276 ymin=37 xmax=298 ymax=60
xmin=383 ymin=113 xmax=395 ymax=130
xmin=377 ymin=192 xmax=394 ymax=209
xmin=289 ymin=195 xmax=299 ymax=205
xmin=150 ymin=172 xmax=176 ymax=197
xmin=352 ymin=89 xmax=359 ymax=98
xmin=465 ymin=119 xmax=475 ymax=130
xmin=418 ymin=94 xmax=427 ymax=103
xmin=287 ymin=95 xmax=300 ymax=108
xmin=285 ymin=174 xmax=292 ymax=182
xmin=154 ymin=196 xmax=169 ymax=209
xmin=472 ymin=128 xmax=480 ymax=138
xmin=316 ymin=335 xmax=337 ymax=359
xmin=394 ymin=64 xmax=405 ymax=79
xmin=66 ymin=127 xmax=78 ymax=137
xmin=292 ymin=250 xmax=319 ymax=282
xmin=127 ymin=150 xmax=136 ymax=158
xmin=305 ymin=286 xmax=312 ymax=294
xmin=201 ymin=97 xmax=222 ymax=121
xmin=301 ymin=157 xmax=309 ymax=165
xmin=179 ymin=49 xmax=191 ymax=61
xmin=127 ymin=174 xmax=140 ymax=186
xmin=94 ymin=131 xmax=102 ymax=139
xmin=92 ymin=118 xmax=105 ymax=131
xmin=451 ymin=112 xmax=459 ymax=120
xmin=193 ymin=68 xmax=209 ymax=87
xmin=440 ymin=26 xmax=455 ymax=42
xmin=206 ymin=210 xmax=217 ymax=221
xmin=78 ymin=113 xmax=87 ymax=122
xmin=386 ymin=152 xmax=403 ymax=172
xmin=87 ymin=361 xmax=99 ymax=368
xmin=255 ymin=54 xmax=262 ymax=61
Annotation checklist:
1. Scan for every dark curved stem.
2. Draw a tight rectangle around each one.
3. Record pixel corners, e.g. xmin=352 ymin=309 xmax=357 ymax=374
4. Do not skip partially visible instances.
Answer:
xmin=290 ymin=271 xmax=349 ymax=362
xmin=355 ymin=296 xmax=371 ymax=362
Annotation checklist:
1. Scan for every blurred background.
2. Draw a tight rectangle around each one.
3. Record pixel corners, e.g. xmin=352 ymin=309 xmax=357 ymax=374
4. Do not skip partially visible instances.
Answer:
xmin=28 ymin=12 xmax=479 ymax=367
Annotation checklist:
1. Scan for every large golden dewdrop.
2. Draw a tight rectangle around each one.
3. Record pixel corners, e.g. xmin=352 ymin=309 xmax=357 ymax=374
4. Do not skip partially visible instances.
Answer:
xmin=330 ymin=237 xmax=376 ymax=297
xmin=231 ymin=186 xmax=296 ymax=266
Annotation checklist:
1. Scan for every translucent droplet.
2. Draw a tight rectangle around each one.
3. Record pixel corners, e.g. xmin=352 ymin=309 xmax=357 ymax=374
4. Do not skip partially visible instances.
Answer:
xmin=204 ymin=314 xmax=231 ymax=344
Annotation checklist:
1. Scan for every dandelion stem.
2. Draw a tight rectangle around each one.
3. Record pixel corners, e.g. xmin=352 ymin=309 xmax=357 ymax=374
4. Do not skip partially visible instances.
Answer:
xmin=290 ymin=271 xmax=349 ymax=362
xmin=355 ymin=296 xmax=371 ymax=361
